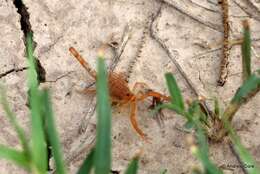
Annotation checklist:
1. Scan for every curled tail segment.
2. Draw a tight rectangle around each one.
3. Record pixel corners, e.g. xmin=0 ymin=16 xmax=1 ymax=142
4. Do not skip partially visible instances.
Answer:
xmin=69 ymin=47 xmax=96 ymax=79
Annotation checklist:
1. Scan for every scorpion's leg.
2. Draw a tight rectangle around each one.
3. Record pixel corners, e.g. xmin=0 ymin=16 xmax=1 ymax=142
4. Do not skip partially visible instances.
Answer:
xmin=137 ymin=91 xmax=169 ymax=128
xmin=132 ymin=82 xmax=170 ymax=101
xmin=137 ymin=91 xmax=171 ymax=102
xmin=130 ymin=98 xmax=150 ymax=142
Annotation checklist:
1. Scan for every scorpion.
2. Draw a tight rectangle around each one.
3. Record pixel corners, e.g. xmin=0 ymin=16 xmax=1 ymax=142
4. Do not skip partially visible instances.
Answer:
xmin=69 ymin=47 xmax=170 ymax=142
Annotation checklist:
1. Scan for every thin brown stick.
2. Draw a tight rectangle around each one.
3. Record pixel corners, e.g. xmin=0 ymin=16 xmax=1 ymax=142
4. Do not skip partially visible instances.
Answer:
xmin=217 ymin=0 xmax=230 ymax=86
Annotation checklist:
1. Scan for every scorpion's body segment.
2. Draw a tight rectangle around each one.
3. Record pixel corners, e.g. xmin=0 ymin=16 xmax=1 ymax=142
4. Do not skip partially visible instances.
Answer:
xmin=107 ymin=72 xmax=133 ymax=102
xmin=69 ymin=47 xmax=170 ymax=142
xmin=218 ymin=0 xmax=230 ymax=86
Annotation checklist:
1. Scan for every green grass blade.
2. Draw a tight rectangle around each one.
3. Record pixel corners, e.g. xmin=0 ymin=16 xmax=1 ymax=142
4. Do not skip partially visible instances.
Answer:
xmin=42 ymin=90 xmax=66 ymax=174
xmin=223 ymin=74 xmax=260 ymax=122
xmin=224 ymin=121 xmax=260 ymax=174
xmin=0 ymin=145 xmax=29 ymax=170
xmin=26 ymin=32 xmax=47 ymax=173
xmin=165 ymin=73 xmax=185 ymax=110
xmin=153 ymin=102 xmax=195 ymax=125
xmin=231 ymin=74 xmax=260 ymax=104
xmin=0 ymin=85 xmax=29 ymax=156
xmin=77 ymin=149 xmax=95 ymax=174
xmin=94 ymin=57 xmax=111 ymax=174
xmin=194 ymin=128 xmax=223 ymax=174
xmin=124 ymin=156 xmax=139 ymax=174
xmin=184 ymin=120 xmax=194 ymax=130
xmin=216 ymin=75 xmax=260 ymax=139
xmin=160 ymin=169 xmax=167 ymax=174
xmin=187 ymin=102 xmax=223 ymax=174
xmin=241 ymin=20 xmax=251 ymax=81
xmin=26 ymin=33 xmax=38 ymax=89
xmin=186 ymin=101 xmax=203 ymax=124
xmin=153 ymin=103 xmax=184 ymax=116
xmin=214 ymin=97 xmax=220 ymax=117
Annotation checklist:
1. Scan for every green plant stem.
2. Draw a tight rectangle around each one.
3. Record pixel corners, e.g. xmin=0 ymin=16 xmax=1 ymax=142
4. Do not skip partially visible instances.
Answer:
xmin=241 ymin=20 xmax=251 ymax=82
xmin=215 ymin=74 xmax=260 ymax=140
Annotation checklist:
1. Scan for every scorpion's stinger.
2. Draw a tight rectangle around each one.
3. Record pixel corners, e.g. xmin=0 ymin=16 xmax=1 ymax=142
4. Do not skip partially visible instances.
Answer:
xmin=69 ymin=47 xmax=97 ymax=79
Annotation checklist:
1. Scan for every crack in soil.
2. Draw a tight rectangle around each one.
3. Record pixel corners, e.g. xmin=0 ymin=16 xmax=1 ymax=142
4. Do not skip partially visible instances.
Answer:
xmin=13 ymin=0 xmax=32 ymax=37
xmin=13 ymin=0 xmax=46 ymax=83
xmin=44 ymin=71 xmax=75 ymax=83
xmin=0 ymin=67 xmax=28 ymax=79
xmin=12 ymin=0 xmax=50 ymax=169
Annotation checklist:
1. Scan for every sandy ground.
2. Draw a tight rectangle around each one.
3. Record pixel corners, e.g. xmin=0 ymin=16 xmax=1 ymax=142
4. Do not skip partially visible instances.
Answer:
xmin=0 ymin=0 xmax=260 ymax=173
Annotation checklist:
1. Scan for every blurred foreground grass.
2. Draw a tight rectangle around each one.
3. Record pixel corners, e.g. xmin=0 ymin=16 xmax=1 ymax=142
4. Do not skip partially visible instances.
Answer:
xmin=0 ymin=32 xmax=138 ymax=174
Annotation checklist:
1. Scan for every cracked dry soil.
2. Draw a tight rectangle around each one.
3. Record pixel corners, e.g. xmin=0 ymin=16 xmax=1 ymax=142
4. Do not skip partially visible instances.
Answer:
xmin=1 ymin=0 xmax=260 ymax=173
